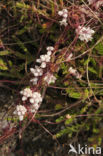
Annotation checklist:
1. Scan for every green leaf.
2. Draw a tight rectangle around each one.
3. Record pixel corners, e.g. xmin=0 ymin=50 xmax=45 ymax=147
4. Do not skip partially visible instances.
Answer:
xmin=0 ymin=59 xmax=8 ymax=70
xmin=90 ymin=58 xmax=97 ymax=67
xmin=56 ymin=116 xmax=64 ymax=123
xmin=69 ymin=92 xmax=81 ymax=99
xmin=95 ymin=42 xmax=103 ymax=55
xmin=80 ymin=104 xmax=88 ymax=114
xmin=55 ymin=127 xmax=70 ymax=138
xmin=55 ymin=104 xmax=63 ymax=110
xmin=66 ymin=88 xmax=81 ymax=99
xmin=84 ymin=58 xmax=90 ymax=66
xmin=93 ymin=128 xmax=99 ymax=133
xmin=88 ymin=67 xmax=97 ymax=74
xmin=16 ymin=2 xmax=30 ymax=9
xmin=65 ymin=117 xmax=74 ymax=125
xmin=0 ymin=50 xmax=13 ymax=56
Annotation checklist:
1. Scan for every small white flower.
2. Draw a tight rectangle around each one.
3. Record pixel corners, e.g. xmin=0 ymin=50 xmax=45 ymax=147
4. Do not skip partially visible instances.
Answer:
xmin=44 ymin=73 xmax=56 ymax=85
xmin=30 ymin=77 xmax=38 ymax=85
xmin=18 ymin=111 xmax=22 ymax=116
xmin=58 ymin=11 xmax=63 ymax=16
xmin=34 ymin=103 xmax=39 ymax=110
xmin=32 ymin=92 xmax=42 ymax=102
xmin=36 ymin=59 xmax=41 ymax=63
xmin=76 ymin=73 xmax=82 ymax=79
xmin=14 ymin=105 xmax=27 ymax=121
xmin=19 ymin=116 xmax=23 ymax=121
xmin=23 ymin=88 xmax=32 ymax=97
xmin=36 ymin=67 xmax=43 ymax=73
xmin=69 ymin=67 xmax=77 ymax=75
xmin=20 ymin=88 xmax=32 ymax=101
xmin=60 ymin=18 xmax=68 ymax=26
xmin=40 ymin=55 xmax=51 ymax=62
xmin=62 ymin=13 xmax=68 ymax=18
xmin=40 ymin=55 xmax=46 ymax=61
xmin=35 ymin=47 xmax=53 ymax=71
xmin=62 ymin=9 xmax=68 ymax=13
xmin=58 ymin=9 xmax=68 ymax=26
xmin=36 ymin=73 xmax=39 ymax=77
xmin=41 ymin=62 xmax=47 ymax=68
xmin=45 ymin=55 xmax=51 ymax=62
xmin=76 ymin=26 xmax=95 ymax=42
xmin=47 ymin=51 xmax=52 ymax=56
xmin=29 ymin=92 xmax=42 ymax=104
xmin=35 ymin=99 xmax=40 ymax=103
xmin=29 ymin=103 xmax=39 ymax=112
xmin=69 ymin=67 xmax=82 ymax=79
xmin=58 ymin=9 xmax=68 ymax=16
xmin=30 ymin=68 xmax=35 ymax=74
xmin=30 ymin=66 xmax=43 ymax=77
xmin=22 ymin=96 xmax=27 ymax=101
xmin=46 ymin=46 xmax=54 ymax=51
xmin=29 ymin=98 xmax=35 ymax=104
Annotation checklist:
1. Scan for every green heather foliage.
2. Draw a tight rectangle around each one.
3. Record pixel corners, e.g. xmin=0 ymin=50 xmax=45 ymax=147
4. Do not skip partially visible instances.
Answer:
xmin=0 ymin=0 xmax=103 ymax=151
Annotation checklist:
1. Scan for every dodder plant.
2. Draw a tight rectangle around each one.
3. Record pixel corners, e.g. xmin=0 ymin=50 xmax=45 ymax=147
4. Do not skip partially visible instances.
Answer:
xmin=0 ymin=0 xmax=103 ymax=154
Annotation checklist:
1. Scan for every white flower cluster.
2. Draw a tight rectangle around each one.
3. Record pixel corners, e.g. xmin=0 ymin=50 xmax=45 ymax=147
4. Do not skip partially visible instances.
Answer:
xmin=20 ymin=87 xmax=42 ymax=113
xmin=14 ymin=105 xmax=27 ymax=121
xmin=30 ymin=46 xmax=54 ymax=85
xmin=58 ymin=9 xmax=68 ymax=26
xmin=29 ymin=92 xmax=42 ymax=104
xmin=29 ymin=92 xmax=42 ymax=112
xmin=13 ymin=87 xmax=43 ymax=119
xmin=20 ymin=88 xmax=42 ymax=104
xmin=36 ymin=46 xmax=54 ymax=68
xmin=69 ymin=67 xmax=82 ymax=79
xmin=44 ymin=72 xmax=56 ymax=85
xmin=76 ymin=26 xmax=95 ymax=42
xmin=30 ymin=66 xmax=43 ymax=77
xmin=30 ymin=77 xmax=38 ymax=85
xmin=13 ymin=46 xmax=56 ymax=119
xmin=20 ymin=88 xmax=32 ymax=101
